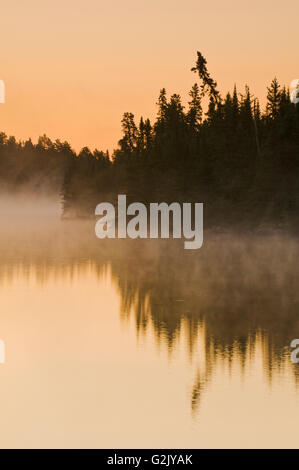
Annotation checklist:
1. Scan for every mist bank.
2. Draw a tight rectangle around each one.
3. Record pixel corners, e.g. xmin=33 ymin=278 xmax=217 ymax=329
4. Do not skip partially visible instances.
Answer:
xmin=0 ymin=193 xmax=62 ymax=221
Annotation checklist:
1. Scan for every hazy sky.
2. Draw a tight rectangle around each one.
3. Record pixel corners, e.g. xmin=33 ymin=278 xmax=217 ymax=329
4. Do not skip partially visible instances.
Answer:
xmin=0 ymin=0 xmax=298 ymax=152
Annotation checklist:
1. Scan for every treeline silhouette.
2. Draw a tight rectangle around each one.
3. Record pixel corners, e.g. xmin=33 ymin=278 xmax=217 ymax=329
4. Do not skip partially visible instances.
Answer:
xmin=62 ymin=51 xmax=299 ymax=228
xmin=0 ymin=134 xmax=74 ymax=193
xmin=1 ymin=51 xmax=299 ymax=228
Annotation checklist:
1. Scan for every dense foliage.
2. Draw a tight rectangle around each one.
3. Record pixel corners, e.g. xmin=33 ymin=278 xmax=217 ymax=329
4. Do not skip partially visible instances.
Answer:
xmin=1 ymin=52 xmax=299 ymax=228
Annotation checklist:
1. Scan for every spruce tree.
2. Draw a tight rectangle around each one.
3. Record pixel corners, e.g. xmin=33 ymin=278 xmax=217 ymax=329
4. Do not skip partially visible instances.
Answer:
xmin=266 ymin=78 xmax=281 ymax=119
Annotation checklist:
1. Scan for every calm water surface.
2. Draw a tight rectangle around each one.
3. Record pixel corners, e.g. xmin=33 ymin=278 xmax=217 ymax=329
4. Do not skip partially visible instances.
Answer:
xmin=0 ymin=197 xmax=298 ymax=448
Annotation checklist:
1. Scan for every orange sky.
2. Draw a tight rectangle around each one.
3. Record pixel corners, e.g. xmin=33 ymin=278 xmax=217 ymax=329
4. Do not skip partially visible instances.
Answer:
xmin=0 ymin=0 xmax=298 ymax=153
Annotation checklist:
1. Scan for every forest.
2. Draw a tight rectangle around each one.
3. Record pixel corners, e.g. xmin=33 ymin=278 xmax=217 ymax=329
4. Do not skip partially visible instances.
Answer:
xmin=1 ymin=51 xmax=299 ymax=230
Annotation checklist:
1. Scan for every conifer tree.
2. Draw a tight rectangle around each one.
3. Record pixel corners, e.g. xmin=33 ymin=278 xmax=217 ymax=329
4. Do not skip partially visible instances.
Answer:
xmin=118 ymin=112 xmax=138 ymax=152
xmin=232 ymin=85 xmax=239 ymax=120
xmin=191 ymin=51 xmax=220 ymax=104
xmin=157 ymin=88 xmax=167 ymax=121
xmin=266 ymin=78 xmax=281 ymax=119
xmin=144 ymin=119 xmax=153 ymax=150
xmin=187 ymin=83 xmax=202 ymax=129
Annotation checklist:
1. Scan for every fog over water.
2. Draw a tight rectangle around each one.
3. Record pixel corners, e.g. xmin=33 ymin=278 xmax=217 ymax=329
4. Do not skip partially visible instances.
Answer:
xmin=0 ymin=195 xmax=298 ymax=448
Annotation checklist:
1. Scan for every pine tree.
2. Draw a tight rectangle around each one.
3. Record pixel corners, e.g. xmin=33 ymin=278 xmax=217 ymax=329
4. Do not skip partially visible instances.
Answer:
xmin=253 ymin=98 xmax=261 ymax=157
xmin=156 ymin=88 xmax=167 ymax=121
xmin=278 ymin=86 xmax=291 ymax=117
xmin=144 ymin=119 xmax=153 ymax=150
xmin=239 ymin=86 xmax=253 ymax=123
xmin=187 ymin=83 xmax=202 ymax=129
xmin=137 ymin=117 xmax=145 ymax=152
xmin=266 ymin=78 xmax=281 ymax=119
xmin=191 ymin=51 xmax=220 ymax=104
xmin=205 ymin=96 xmax=217 ymax=122
xmin=232 ymin=85 xmax=239 ymax=120
xmin=118 ymin=112 xmax=138 ymax=152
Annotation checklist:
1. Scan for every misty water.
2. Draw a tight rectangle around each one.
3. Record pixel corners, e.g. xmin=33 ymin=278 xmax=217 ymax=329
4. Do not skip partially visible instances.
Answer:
xmin=0 ymin=196 xmax=298 ymax=448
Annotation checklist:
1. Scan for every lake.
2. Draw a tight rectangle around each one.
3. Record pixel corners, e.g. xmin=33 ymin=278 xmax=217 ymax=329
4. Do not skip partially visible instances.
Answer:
xmin=0 ymin=196 xmax=298 ymax=448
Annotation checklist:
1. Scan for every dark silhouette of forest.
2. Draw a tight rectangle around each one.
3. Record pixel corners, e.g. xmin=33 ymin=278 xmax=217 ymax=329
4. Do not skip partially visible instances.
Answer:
xmin=0 ymin=133 xmax=72 ymax=194
xmin=1 ymin=51 xmax=299 ymax=229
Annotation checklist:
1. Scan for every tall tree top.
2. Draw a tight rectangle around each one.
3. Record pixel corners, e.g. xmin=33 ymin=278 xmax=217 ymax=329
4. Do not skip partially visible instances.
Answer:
xmin=191 ymin=51 xmax=220 ymax=104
